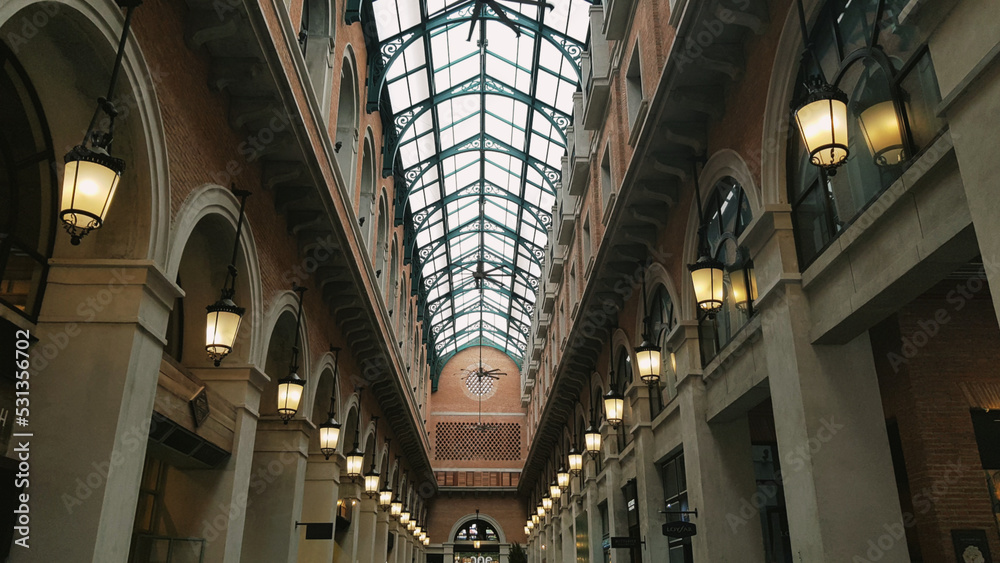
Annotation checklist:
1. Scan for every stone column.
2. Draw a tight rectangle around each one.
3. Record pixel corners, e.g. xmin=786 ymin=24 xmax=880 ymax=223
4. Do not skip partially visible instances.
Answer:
xmin=355 ymin=497 xmax=379 ymax=562
xmin=667 ymin=322 xmax=766 ymax=562
xmin=548 ymin=508 xmax=561 ymax=563
xmin=402 ymin=534 xmax=412 ymax=563
xmin=747 ymin=207 xmax=909 ymax=562
xmin=560 ymin=501 xmax=574 ymax=563
xmin=601 ymin=422 xmax=629 ymax=563
xmin=190 ymin=366 xmax=268 ymax=563
xmin=626 ymin=384 xmax=672 ymax=560
xmin=23 ymin=261 xmax=178 ymax=563
xmin=240 ymin=418 xmax=310 ymax=562
xmin=584 ymin=463 xmax=603 ymax=563
xmin=373 ymin=507 xmax=390 ymax=563
xmin=296 ymin=453 xmax=343 ymax=563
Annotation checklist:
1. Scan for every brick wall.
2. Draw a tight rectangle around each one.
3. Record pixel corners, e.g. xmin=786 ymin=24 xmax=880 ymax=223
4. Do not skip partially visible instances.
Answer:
xmin=425 ymin=494 xmax=528 ymax=547
xmin=873 ymin=273 xmax=1000 ymax=562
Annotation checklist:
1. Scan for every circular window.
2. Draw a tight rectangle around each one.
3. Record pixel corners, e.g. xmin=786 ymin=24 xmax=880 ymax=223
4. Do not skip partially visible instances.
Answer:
xmin=463 ymin=363 xmax=498 ymax=399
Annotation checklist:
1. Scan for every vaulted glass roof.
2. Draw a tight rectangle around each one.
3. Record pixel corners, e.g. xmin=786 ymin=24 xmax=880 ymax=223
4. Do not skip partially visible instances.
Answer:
xmin=371 ymin=0 xmax=590 ymax=378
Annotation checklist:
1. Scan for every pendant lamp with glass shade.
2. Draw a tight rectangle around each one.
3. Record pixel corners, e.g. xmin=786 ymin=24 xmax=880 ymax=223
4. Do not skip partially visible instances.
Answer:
xmin=276 ymin=285 xmax=307 ymax=423
xmin=585 ymin=400 xmax=602 ymax=457
xmin=60 ymin=0 xmax=142 ymax=245
xmin=603 ymin=357 xmax=624 ymax=427
xmin=345 ymin=389 xmax=365 ymax=479
xmin=363 ymin=417 xmax=381 ymax=497
xmin=319 ymin=347 xmax=343 ymax=459
xmin=205 ymin=186 xmax=251 ymax=366
xmin=635 ymin=264 xmax=662 ymax=385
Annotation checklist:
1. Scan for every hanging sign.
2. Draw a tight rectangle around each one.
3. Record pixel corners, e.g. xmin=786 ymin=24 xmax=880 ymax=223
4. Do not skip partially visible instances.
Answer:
xmin=662 ymin=521 xmax=697 ymax=538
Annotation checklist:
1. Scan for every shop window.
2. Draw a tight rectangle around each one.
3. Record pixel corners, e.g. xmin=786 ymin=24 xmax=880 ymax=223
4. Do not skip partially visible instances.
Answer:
xmin=787 ymin=0 xmax=946 ymax=268
xmin=660 ymin=451 xmax=693 ymax=563
xmin=697 ymin=178 xmax=754 ymax=364
xmin=0 ymin=44 xmax=57 ymax=321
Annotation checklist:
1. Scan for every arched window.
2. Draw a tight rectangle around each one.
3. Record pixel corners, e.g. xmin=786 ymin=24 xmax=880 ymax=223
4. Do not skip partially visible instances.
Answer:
xmin=0 ymin=44 xmax=57 ymax=320
xmin=359 ymin=138 xmax=376 ymax=246
xmin=698 ymin=177 xmax=753 ymax=364
xmin=788 ymin=0 xmax=946 ymax=267
xmin=647 ymin=284 xmax=677 ymax=406
xmin=613 ymin=347 xmax=633 ymax=446
xmin=335 ymin=53 xmax=359 ymax=191
xmin=454 ymin=518 xmax=499 ymax=542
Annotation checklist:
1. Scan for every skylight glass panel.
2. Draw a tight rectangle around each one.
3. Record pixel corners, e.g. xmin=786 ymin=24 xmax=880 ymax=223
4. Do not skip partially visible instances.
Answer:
xmin=373 ymin=0 xmax=588 ymax=374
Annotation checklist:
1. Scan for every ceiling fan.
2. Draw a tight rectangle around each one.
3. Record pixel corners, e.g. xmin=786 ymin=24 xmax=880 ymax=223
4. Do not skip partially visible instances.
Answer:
xmin=465 ymin=0 xmax=555 ymax=41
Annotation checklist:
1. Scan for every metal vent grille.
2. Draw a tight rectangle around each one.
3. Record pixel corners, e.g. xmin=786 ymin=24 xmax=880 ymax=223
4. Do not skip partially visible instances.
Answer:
xmin=434 ymin=422 xmax=521 ymax=461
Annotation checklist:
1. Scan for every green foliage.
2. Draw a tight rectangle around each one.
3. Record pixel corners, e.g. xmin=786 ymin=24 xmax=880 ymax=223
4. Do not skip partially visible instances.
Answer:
xmin=508 ymin=541 xmax=528 ymax=563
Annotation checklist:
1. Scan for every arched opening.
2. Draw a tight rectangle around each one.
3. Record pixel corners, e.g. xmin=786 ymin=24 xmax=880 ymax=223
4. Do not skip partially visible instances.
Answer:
xmin=358 ymin=134 xmax=376 ymax=246
xmin=0 ymin=41 xmax=57 ymax=322
xmin=374 ymin=192 xmax=388 ymax=273
xmin=335 ymin=51 xmax=359 ymax=194
xmin=695 ymin=177 xmax=754 ymax=363
xmin=298 ymin=0 xmax=334 ymax=113
xmin=387 ymin=237 xmax=398 ymax=302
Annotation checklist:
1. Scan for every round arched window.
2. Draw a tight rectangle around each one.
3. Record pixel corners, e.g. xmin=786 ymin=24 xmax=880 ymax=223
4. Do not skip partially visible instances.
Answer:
xmin=0 ymin=43 xmax=57 ymax=320
xmin=787 ymin=0 xmax=946 ymax=267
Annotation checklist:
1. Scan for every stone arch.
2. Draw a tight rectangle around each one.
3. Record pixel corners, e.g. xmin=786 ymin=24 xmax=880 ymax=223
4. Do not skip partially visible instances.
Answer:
xmin=335 ymin=46 xmax=360 ymax=194
xmin=0 ymin=0 xmax=171 ymax=265
xmin=166 ymin=184 xmax=263 ymax=367
xmin=760 ymin=0 xmax=824 ymax=206
xmin=258 ymin=290 xmax=312 ymax=420
xmin=448 ymin=512 xmax=508 ymax=544
xmin=305 ymin=350 xmax=341 ymax=422
xmin=298 ymin=0 xmax=335 ymax=115
xmin=359 ymin=129 xmax=377 ymax=245
xmin=701 ymin=149 xmax=762 ymax=214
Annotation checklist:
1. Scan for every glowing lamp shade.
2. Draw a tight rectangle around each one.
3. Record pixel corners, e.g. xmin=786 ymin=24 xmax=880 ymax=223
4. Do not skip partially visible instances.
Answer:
xmin=364 ymin=469 xmax=380 ymax=497
xmin=60 ymin=147 xmax=124 ymax=245
xmin=419 ymin=532 xmax=427 ymax=542
xmin=413 ymin=525 xmax=422 ymax=537
xmin=532 ymin=514 xmax=540 ymax=525
xmin=557 ymin=469 xmax=570 ymax=491
xmin=276 ymin=373 xmax=305 ymax=422
xmin=318 ymin=417 xmax=341 ymax=460
xmin=407 ymin=520 xmax=416 ymax=531
xmin=205 ymin=298 xmax=244 ymax=366
xmin=525 ymin=525 xmax=531 ymax=535
xmin=795 ymin=81 xmax=849 ymax=171
xmin=603 ymin=388 xmax=624 ymax=427
xmin=542 ymin=495 xmax=552 ymax=512
xmin=568 ymin=447 xmax=584 ymax=475
xmin=688 ymin=258 xmax=725 ymax=314
xmin=474 ymin=539 xmax=481 ymax=549
xmin=379 ymin=488 xmax=393 ymax=509
xmin=635 ymin=341 xmax=661 ymax=384
xmin=859 ymin=101 xmax=906 ymax=166
xmin=423 ymin=537 xmax=430 ymax=546
xmin=550 ymin=482 xmax=562 ymax=500
xmin=400 ymin=510 xmax=411 ymax=525
xmin=527 ymin=519 xmax=534 ymax=530
xmin=536 ymin=504 xmax=545 ymax=518
xmin=345 ymin=446 xmax=364 ymax=478
xmin=729 ymin=264 xmax=758 ymax=311
xmin=584 ymin=425 xmax=602 ymax=457
xmin=390 ymin=497 xmax=403 ymax=518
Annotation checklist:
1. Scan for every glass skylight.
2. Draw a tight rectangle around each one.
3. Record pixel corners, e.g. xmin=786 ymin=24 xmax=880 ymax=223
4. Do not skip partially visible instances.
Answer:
xmin=371 ymin=0 xmax=591 ymax=376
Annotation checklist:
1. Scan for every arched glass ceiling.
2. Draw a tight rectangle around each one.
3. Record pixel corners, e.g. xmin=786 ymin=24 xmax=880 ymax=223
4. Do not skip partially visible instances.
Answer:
xmin=372 ymin=0 xmax=591 ymax=378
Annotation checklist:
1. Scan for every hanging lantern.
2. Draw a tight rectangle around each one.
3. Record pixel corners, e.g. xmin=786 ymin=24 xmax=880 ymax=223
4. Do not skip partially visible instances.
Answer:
xmin=407 ymin=520 xmax=416 ymax=531
xmin=549 ymin=480 xmax=561 ymax=500
xmin=400 ymin=507 xmax=411 ymax=525
xmin=794 ymin=78 xmax=849 ymax=172
xmin=364 ymin=467 xmax=380 ymax=497
xmin=858 ymin=100 xmax=906 ymax=166
xmin=345 ymin=444 xmax=364 ymax=478
xmin=527 ymin=519 xmax=534 ymax=530
xmin=524 ymin=525 xmax=531 ymax=535
xmin=635 ymin=340 xmax=661 ymax=385
xmin=59 ymin=2 xmax=141 ymax=245
xmin=390 ymin=494 xmax=403 ymax=518
xmin=205 ymin=296 xmax=244 ymax=366
xmin=536 ymin=504 xmax=545 ymax=518
xmin=205 ymin=187 xmax=251 ymax=366
xmin=319 ymin=416 xmax=341 ymax=460
xmin=603 ymin=387 xmax=624 ymax=427
xmin=688 ymin=257 xmax=725 ymax=315
xmin=419 ymin=532 xmax=427 ymax=542
xmin=379 ymin=486 xmax=393 ymax=510
xmin=542 ymin=494 xmax=552 ymax=512
xmin=423 ymin=537 xmax=430 ymax=546
xmin=568 ymin=446 xmax=583 ymax=475
xmin=557 ymin=467 xmax=570 ymax=491
xmin=729 ymin=261 xmax=758 ymax=311
xmin=413 ymin=525 xmax=422 ymax=537
xmin=584 ymin=424 xmax=602 ymax=457
xmin=277 ymin=285 xmax=308 ymax=423
xmin=276 ymin=373 xmax=305 ymax=422
xmin=532 ymin=513 xmax=540 ymax=525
